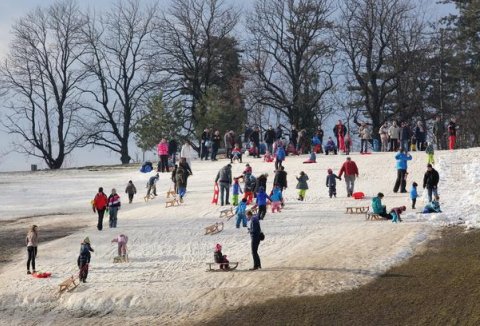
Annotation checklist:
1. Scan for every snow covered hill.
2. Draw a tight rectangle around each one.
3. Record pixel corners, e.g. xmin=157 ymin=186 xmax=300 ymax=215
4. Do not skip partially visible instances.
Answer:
xmin=0 ymin=148 xmax=477 ymax=325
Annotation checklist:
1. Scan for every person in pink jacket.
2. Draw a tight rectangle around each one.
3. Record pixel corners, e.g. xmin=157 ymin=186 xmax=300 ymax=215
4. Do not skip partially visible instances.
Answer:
xmin=157 ymin=138 xmax=170 ymax=172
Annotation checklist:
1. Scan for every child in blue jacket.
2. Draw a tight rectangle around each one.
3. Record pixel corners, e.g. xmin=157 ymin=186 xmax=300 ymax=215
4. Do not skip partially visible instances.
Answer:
xmin=256 ymin=187 xmax=272 ymax=220
xmin=235 ymin=198 xmax=248 ymax=228
xmin=232 ymin=178 xmax=243 ymax=206
xmin=410 ymin=182 xmax=418 ymax=209
xmin=270 ymin=185 xmax=283 ymax=212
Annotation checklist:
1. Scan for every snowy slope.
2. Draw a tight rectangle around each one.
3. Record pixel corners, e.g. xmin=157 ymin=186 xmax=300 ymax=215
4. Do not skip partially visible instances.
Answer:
xmin=0 ymin=148 xmax=477 ymax=325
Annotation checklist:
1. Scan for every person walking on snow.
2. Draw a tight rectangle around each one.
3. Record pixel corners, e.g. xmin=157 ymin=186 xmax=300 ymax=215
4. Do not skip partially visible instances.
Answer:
xmin=157 ymin=138 xmax=170 ymax=172
xmin=359 ymin=122 xmax=372 ymax=153
xmin=26 ymin=225 xmax=38 ymax=274
xmin=326 ymin=168 xmax=341 ymax=198
xmin=235 ymin=198 xmax=248 ymax=228
xmin=147 ymin=173 xmax=159 ymax=197
xmin=247 ymin=211 xmax=262 ymax=270
xmin=296 ymin=171 xmax=309 ymax=201
xmin=423 ymin=163 xmax=440 ymax=203
xmin=78 ymin=237 xmax=94 ymax=283
xmin=108 ymin=189 xmax=121 ymax=228
xmin=92 ymin=187 xmax=108 ymax=231
xmin=338 ymin=157 xmax=359 ymax=197
xmin=393 ymin=149 xmax=412 ymax=193
xmin=215 ymin=164 xmax=233 ymax=206
xmin=256 ymin=186 xmax=272 ymax=220
xmin=275 ymin=144 xmax=286 ymax=170
xmin=388 ymin=121 xmax=401 ymax=151
xmin=125 ymin=180 xmax=137 ymax=204
xmin=333 ymin=120 xmax=347 ymax=152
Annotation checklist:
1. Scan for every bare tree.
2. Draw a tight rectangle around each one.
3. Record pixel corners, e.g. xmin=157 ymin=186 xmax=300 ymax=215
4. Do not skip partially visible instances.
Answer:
xmin=244 ymin=0 xmax=336 ymax=133
xmin=0 ymin=0 xmax=88 ymax=169
xmin=337 ymin=0 xmax=428 ymax=137
xmin=153 ymin=0 xmax=240 ymax=142
xmin=81 ymin=0 xmax=159 ymax=164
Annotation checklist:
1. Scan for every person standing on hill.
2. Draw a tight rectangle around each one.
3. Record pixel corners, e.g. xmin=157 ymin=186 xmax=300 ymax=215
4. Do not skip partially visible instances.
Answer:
xmin=379 ymin=122 xmax=390 ymax=152
xmin=333 ymin=120 xmax=347 ymax=152
xmin=249 ymin=127 xmax=261 ymax=158
xmin=247 ymin=210 xmax=262 ymax=270
xmin=274 ymin=166 xmax=288 ymax=192
xmin=296 ymin=171 xmax=309 ymax=201
xmin=359 ymin=122 xmax=372 ymax=153
xmin=415 ymin=121 xmax=426 ymax=151
xmin=400 ymin=122 xmax=412 ymax=152
xmin=264 ymin=126 xmax=276 ymax=154
xmin=108 ymin=189 xmax=121 ymax=228
xmin=423 ymin=163 xmax=440 ymax=202
xmin=338 ymin=157 xmax=359 ymax=197
xmin=393 ymin=149 xmax=412 ymax=193
xmin=211 ymin=130 xmax=221 ymax=161
xmin=180 ymin=141 xmax=196 ymax=167
xmin=275 ymin=125 xmax=283 ymax=140
xmin=290 ymin=126 xmax=298 ymax=150
xmin=388 ymin=121 xmax=401 ymax=151
xmin=200 ymin=127 xmax=210 ymax=160
xmin=433 ymin=116 xmax=445 ymax=150
xmin=125 ymin=180 xmax=137 ymax=204
xmin=168 ymin=138 xmax=178 ymax=166
xmin=175 ymin=164 xmax=187 ymax=203
xmin=78 ymin=237 xmax=94 ymax=283
xmin=448 ymin=118 xmax=458 ymax=150
xmin=224 ymin=130 xmax=233 ymax=159
xmin=215 ymin=164 xmax=232 ymax=206
xmin=92 ymin=187 xmax=108 ymax=231
xmin=157 ymin=138 xmax=170 ymax=172
xmin=26 ymin=225 xmax=38 ymax=274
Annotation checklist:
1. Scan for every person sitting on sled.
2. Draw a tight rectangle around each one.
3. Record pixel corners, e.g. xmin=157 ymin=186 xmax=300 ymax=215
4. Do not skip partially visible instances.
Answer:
xmin=111 ymin=234 xmax=128 ymax=257
xmin=214 ymin=243 xmax=229 ymax=270
xmin=422 ymin=195 xmax=442 ymax=213
xmin=231 ymin=144 xmax=242 ymax=163
xmin=78 ymin=237 xmax=94 ymax=283
xmin=263 ymin=151 xmax=274 ymax=163
xmin=303 ymin=151 xmax=317 ymax=164
xmin=324 ymin=137 xmax=337 ymax=155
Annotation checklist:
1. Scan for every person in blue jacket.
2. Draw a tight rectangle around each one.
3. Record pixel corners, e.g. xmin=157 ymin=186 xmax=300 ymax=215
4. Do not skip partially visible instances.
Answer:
xmin=393 ymin=149 xmax=412 ymax=193
xmin=256 ymin=186 xmax=272 ymax=220
xmin=247 ymin=211 xmax=262 ymax=270
xmin=275 ymin=145 xmax=286 ymax=171
xmin=410 ymin=182 xmax=418 ymax=209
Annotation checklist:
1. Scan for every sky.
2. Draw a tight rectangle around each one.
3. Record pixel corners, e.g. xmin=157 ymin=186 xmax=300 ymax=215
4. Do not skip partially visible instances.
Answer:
xmin=0 ymin=0 xmax=456 ymax=172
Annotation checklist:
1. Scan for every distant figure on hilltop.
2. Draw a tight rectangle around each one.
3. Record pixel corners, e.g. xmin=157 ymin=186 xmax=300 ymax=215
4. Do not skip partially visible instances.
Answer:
xmin=448 ymin=118 xmax=458 ymax=150
xmin=26 ymin=225 xmax=38 ymax=275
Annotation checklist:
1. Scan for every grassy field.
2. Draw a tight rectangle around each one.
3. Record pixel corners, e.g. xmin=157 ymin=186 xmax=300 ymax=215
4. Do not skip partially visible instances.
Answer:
xmin=202 ymin=228 xmax=480 ymax=326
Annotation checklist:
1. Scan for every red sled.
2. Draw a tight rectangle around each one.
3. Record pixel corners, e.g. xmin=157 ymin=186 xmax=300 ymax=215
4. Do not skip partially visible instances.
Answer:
xmin=352 ymin=192 xmax=365 ymax=200
xmin=360 ymin=152 xmax=372 ymax=155
xmin=33 ymin=272 xmax=52 ymax=278
xmin=212 ymin=183 xmax=219 ymax=205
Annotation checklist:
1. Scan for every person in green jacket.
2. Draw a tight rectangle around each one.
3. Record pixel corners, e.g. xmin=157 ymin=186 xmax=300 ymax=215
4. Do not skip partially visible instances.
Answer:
xmin=371 ymin=193 xmax=390 ymax=218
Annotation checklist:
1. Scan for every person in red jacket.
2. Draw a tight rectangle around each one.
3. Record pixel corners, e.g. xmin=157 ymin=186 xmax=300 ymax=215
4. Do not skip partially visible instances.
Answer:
xmin=92 ymin=187 xmax=108 ymax=231
xmin=338 ymin=157 xmax=359 ymax=197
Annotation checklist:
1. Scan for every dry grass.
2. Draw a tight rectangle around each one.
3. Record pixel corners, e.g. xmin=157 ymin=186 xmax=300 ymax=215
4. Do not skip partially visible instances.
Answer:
xmin=202 ymin=228 xmax=480 ymax=326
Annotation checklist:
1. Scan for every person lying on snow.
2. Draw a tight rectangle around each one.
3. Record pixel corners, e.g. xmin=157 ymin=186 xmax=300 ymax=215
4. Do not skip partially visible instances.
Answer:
xmin=214 ymin=243 xmax=229 ymax=270
xmin=422 ymin=195 xmax=442 ymax=213
xmin=78 ymin=237 xmax=94 ymax=283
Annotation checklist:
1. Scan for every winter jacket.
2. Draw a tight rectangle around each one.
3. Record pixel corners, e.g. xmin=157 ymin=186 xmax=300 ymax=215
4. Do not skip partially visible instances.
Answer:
xmin=333 ymin=124 xmax=347 ymax=137
xmin=112 ymin=234 xmax=128 ymax=245
xmin=201 ymin=131 xmax=210 ymax=143
xmin=275 ymin=127 xmax=283 ymax=140
xmin=212 ymin=134 xmax=221 ymax=147
xmin=415 ymin=126 xmax=426 ymax=142
xmin=326 ymin=174 xmax=341 ymax=187
xmin=273 ymin=170 xmax=288 ymax=189
xmin=256 ymin=191 xmax=271 ymax=206
xmin=265 ymin=129 xmax=276 ymax=143
xmin=214 ymin=250 xmax=226 ymax=263
xmin=296 ymin=174 xmax=309 ymax=190
xmin=180 ymin=162 xmax=192 ymax=175
xmin=338 ymin=160 xmax=359 ymax=177
xmin=423 ymin=168 xmax=440 ymax=189
xmin=290 ymin=129 xmax=298 ymax=143
xmin=93 ymin=192 xmax=108 ymax=210
xmin=433 ymin=120 xmax=445 ymax=136
xmin=270 ymin=188 xmax=282 ymax=202
xmin=236 ymin=201 xmax=247 ymax=215
xmin=180 ymin=144 xmax=196 ymax=159
xmin=312 ymin=135 xmax=321 ymax=145
xmin=176 ymin=167 xmax=187 ymax=188
xmin=125 ymin=183 xmax=137 ymax=195
xmin=78 ymin=243 xmax=94 ymax=263
xmin=232 ymin=183 xmax=242 ymax=195
xmin=108 ymin=194 xmax=121 ymax=208
xmin=157 ymin=141 xmax=169 ymax=156
xmin=249 ymin=215 xmax=261 ymax=240
xmin=148 ymin=175 xmax=159 ymax=186
xmin=316 ymin=130 xmax=324 ymax=142
xmin=26 ymin=231 xmax=38 ymax=247
xmin=395 ymin=152 xmax=412 ymax=170
xmin=250 ymin=131 xmax=260 ymax=143
xmin=389 ymin=126 xmax=401 ymax=139
xmin=215 ymin=165 xmax=232 ymax=185
xmin=256 ymin=175 xmax=268 ymax=191
xmin=168 ymin=140 xmax=178 ymax=155
xmin=425 ymin=144 xmax=434 ymax=155
xmin=371 ymin=197 xmax=384 ymax=214
xmin=276 ymin=147 xmax=286 ymax=161
xmin=244 ymin=174 xmax=257 ymax=193
xmin=448 ymin=121 xmax=456 ymax=136
xmin=400 ymin=127 xmax=412 ymax=141
xmin=325 ymin=140 xmax=336 ymax=150
xmin=410 ymin=186 xmax=418 ymax=200
xmin=360 ymin=126 xmax=372 ymax=140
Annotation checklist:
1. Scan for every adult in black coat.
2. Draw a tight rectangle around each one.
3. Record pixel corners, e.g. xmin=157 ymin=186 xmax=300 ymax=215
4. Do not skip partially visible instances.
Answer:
xmin=273 ymin=166 xmax=288 ymax=191
xmin=249 ymin=127 xmax=261 ymax=158
xmin=290 ymin=126 xmax=298 ymax=148
xmin=423 ymin=164 xmax=440 ymax=202
xmin=168 ymin=139 xmax=178 ymax=165
xmin=248 ymin=211 xmax=262 ymax=270
xmin=264 ymin=126 xmax=276 ymax=153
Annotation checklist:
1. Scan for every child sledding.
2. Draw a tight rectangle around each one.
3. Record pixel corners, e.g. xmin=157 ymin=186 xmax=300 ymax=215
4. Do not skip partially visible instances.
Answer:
xmin=206 ymin=244 xmax=238 ymax=272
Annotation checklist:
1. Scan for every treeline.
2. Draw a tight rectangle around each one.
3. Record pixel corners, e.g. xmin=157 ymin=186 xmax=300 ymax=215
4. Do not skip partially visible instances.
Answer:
xmin=0 ymin=0 xmax=477 ymax=169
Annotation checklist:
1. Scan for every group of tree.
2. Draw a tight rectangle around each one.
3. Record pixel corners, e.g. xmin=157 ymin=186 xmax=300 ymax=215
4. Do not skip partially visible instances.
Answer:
xmin=0 ymin=0 xmax=478 ymax=169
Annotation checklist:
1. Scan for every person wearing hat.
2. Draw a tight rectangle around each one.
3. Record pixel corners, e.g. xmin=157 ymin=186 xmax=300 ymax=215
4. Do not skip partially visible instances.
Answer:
xmin=423 ymin=163 xmax=440 ymax=202
xmin=326 ymin=168 xmax=341 ymax=198
xmin=26 ymin=225 xmax=38 ymax=274
xmin=78 ymin=237 xmax=94 ymax=283
xmin=247 ymin=211 xmax=262 ymax=270
xmin=213 ymin=243 xmax=229 ymax=270
xmin=108 ymin=189 xmax=121 ymax=228
xmin=215 ymin=164 xmax=233 ymax=206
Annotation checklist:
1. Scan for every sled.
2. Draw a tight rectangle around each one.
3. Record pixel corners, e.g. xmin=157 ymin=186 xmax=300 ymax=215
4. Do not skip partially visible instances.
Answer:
xmin=345 ymin=206 xmax=369 ymax=214
xmin=166 ymin=189 xmax=176 ymax=198
xmin=206 ymin=262 xmax=239 ymax=272
xmin=366 ymin=213 xmax=385 ymax=221
xmin=219 ymin=207 xmax=235 ymax=220
xmin=113 ymin=255 xmax=129 ymax=263
xmin=360 ymin=152 xmax=372 ymax=155
xmin=58 ymin=276 xmax=78 ymax=294
xmin=144 ymin=193 xmax=156 ymax=202
xmin=165 ymin=198 xmax=180 ymax=208
xmin=212 ymin=184 xmax=219 ymax=205
xmin=352 ymin=192 xmax=365 ymax=200
xmin=204 ymin=222 xmax=224 ymax=235
xmin=32 ymin=271 xmax=52 ymax=278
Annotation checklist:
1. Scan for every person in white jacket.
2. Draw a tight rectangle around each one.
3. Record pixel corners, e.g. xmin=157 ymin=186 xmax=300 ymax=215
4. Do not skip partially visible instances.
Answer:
xmin=180 ymin=142 xmax=196 ymax=167
xmin=388 ymin=121 xmax=401 ymax=151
